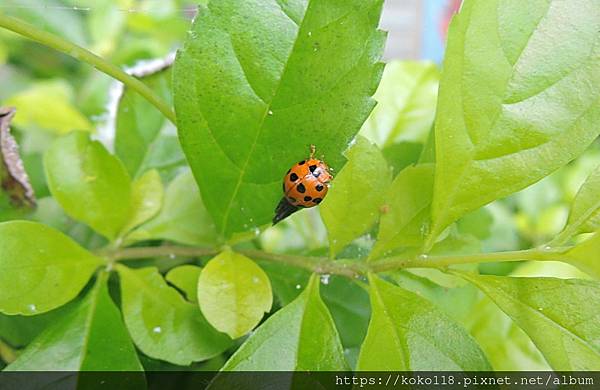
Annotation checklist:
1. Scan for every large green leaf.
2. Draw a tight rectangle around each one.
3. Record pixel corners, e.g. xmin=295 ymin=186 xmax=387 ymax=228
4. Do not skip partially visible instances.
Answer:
xmin=371 ymin=164 xmax=434 ymax=259
xmin=115 ymin=65 xmax=174 ymax=177
xmin=356 ymin=274 xmax=490 ymax=371
xmin=44 ymin=132 xmax=132 ymax=240
xmin=320 ymin=136 xmax=391 ymax=256
xmin=458 ymin=272 xmax=600 ymax=370
xmin=198 ymin=251 xmax=272 ymax=339
xmin=174 ymin=0 xmax=385 ymax=238
xmin=360 ymin=61 xmax=439 ymax=146
xmin=0 ymin=107 xmax=35 ymax=216
xmin=6 ymin=272 xmax=143 ymax=371
xmin=562 ymin=164 xmax=600 ymax=238
xmin=221 ymin=274 xmax=347 ymax=371
xmin=117 ymin=265 xmax=230 ymax=365
xmin=127 ymin=169 xmax=218 ymax=246
xmin=0 ymin=221 xmax=102 ymax=315
xmin=429 ymin=0 xmax=600 ymax=242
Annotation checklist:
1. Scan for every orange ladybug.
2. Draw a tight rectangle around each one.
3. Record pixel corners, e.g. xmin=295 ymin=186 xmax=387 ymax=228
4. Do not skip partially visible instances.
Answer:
xmin=273 ymin=145 xmax=333 ymax=224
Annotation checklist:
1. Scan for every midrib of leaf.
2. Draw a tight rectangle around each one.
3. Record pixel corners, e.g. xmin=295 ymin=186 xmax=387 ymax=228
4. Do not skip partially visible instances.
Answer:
xmin=219 ymin=3 xmax=311 ymax=236
xmin=294 ymin=275 xmax=320 ymax=370
xmin=469 ymin=277 xmax=600 ymax=366
xmin=78 ymin=272 xmax=105 ymax=369
xmin=368 ymin=277 xmax=410 ymax=369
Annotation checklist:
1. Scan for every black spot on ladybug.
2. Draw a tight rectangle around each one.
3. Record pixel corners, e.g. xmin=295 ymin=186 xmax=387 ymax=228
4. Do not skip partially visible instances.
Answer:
xmin=298 ymin=160 xmax=305 ymax=165
xmin=304 ymin=196 xmax=312 ymax=201
xmin=297 ymin=183 xmax=306 ymax=193
xmin=316 ymin=184 xmax=324 ymax=192
xmin=313 ymin=198 xmax=322 ymax=204
xmin=289 ymin=173 xmax=298 ymax=181
xmin=309 ymin=165 xmax=317 ymax=172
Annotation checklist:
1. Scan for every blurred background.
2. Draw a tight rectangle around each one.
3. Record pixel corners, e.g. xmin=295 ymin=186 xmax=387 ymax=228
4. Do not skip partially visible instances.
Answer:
xmin=1 ymin=0 xmax=599 ymax=372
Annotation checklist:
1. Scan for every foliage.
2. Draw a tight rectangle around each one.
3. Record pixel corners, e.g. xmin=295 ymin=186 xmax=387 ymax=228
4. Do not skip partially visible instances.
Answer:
xmin=0 ymin=0 xmax=600 ymax=378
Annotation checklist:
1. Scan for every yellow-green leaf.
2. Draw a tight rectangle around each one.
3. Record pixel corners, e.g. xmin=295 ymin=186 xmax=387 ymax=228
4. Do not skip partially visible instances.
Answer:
xmin=320 ymin=136 xmax=391 ymax=256
xmin=198 ymin=251 xmax=272 ymax=339
xmin=0 ymin=221 xmax=103 ymax=315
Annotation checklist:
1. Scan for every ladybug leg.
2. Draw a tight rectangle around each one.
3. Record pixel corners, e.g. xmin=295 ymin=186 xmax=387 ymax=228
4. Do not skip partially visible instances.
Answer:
xmin=309 ymin=144 xmax=316 ymax=159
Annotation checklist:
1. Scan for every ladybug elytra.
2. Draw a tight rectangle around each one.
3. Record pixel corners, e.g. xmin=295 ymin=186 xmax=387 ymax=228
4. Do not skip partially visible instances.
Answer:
xmin=273 ymin=145 xmax=333 ymax=224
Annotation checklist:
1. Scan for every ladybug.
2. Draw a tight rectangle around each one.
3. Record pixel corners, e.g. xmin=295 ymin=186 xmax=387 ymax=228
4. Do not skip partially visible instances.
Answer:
xmin=273 ymin=145 xmax=333 ymax=224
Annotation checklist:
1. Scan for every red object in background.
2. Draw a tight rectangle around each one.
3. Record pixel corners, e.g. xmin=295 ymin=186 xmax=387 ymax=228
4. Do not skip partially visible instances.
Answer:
xmin=440 ymin=0 xmax=462 ymax=39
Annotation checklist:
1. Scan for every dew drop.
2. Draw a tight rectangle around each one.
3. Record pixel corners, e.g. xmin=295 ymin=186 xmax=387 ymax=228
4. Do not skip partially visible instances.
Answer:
xmin=168 ymin=253 xmax=176 ymax=259
xmin=308 ymin=31 xmax=312 ymax=37
xmin=153 ymin=326 xmax=162 ymax=334
xmin=253 ymin=227 xmax=261 ymax=236
xmin=538 ymin=307 xmax=544 ymax=311
xmin=28 ymin=304 xmax=37 ymax=313
xmin=295 ymin=284 xmax=302 ymax=290
xmin=541 ymin=245 xmax=552 ymax=251
xmin=268 ymin=110 xmax=273 ymax=116
xmin=252 ymin=276 xmax=260 ymax=284
xmin=418 ymin=254 xmax=429 ymax=261
xmin=320 ymin=274 xmax=330 ymax=285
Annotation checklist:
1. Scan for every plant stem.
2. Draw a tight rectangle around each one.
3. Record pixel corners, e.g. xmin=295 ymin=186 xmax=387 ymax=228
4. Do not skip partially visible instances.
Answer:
xmin=102 ymin=245 xmax=572 ymax=278
xmin=0 ymin=13 xmax=176 ymax=125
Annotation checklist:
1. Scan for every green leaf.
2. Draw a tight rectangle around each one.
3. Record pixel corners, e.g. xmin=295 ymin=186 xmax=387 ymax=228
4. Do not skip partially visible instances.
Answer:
xmin=320 ymin=136 xmax=391 ymax=256
xmin=430 ymin=0 xmax=600 ymax=242
xmin=0 ymin=305 xmax=70 ymax=348
xmin=357 ymin=274 xmax=491 ymax=371
xmin=166 ymin=265 xmax=202 ymax=303
xmin=371 ymin=164 xmax=434 ymax=259
xmin=464 ymin=295 xmax=550 ymax=370
xmin=564 ymin=231 xmax=600 ymax=279
xmin=117 ymin=265 xmax=230 ymax=365
xmin=221 ymin=274 xmax=347 ymax=371
xmin=174 ymin=0 xmax=385 ymax=238
xmin=5 ymin=81 xmax=93 ymax=134
xmin=126 ymin=169 xmax=218 ymax=246
xmin=6 ymin=272 xmax=143 ymax=372
xmin=360 ymin=61 xmax=439 ymax=146
xmin=0 ymin=107 xmax=35 ymax=214
xmin=44 ymin=132 xmax=132 ymax=240
xmin=457 ymin=272 xmax=600 ymax=370
xmin=198 ymin=251 xmax=272 ymax=339
xmin=120 ymin=169 xmax=164 ymax=236
xmin=563 ymin=164 xmax=600 ymax=237
xmin=115 ymin=66 xmax=174 ymax=177
xmin=0 ymin=221 xmax=102 ymax=315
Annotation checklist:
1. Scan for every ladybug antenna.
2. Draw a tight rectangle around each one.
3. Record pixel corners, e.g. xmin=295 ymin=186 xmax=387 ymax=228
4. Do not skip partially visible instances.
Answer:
xmin=309 ymin=144 xmax=316 ymax=159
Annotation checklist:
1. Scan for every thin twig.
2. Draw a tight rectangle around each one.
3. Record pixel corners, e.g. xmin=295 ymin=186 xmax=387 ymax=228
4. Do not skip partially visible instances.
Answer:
xmin=0 ymin=13 xmax=177 ymax=125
